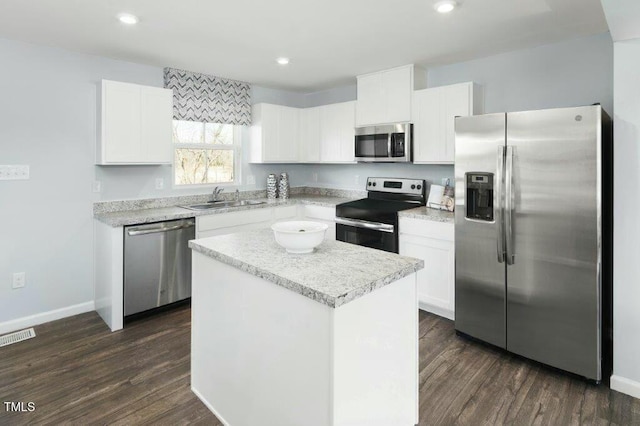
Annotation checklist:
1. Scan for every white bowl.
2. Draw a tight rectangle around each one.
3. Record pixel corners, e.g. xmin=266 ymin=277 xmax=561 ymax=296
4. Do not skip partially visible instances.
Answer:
xmin=271 ymin=221 xmax=329 ymax=254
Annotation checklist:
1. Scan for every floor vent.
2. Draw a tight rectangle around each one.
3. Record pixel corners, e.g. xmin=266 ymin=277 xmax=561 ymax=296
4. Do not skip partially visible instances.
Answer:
xmin=0 ymin=328 xmax=36 ymax=347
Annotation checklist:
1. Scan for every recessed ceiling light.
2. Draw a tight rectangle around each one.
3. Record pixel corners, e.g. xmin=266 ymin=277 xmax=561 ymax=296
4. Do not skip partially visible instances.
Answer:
xmin=276 ymin=57 xmax=290 ymax=65
xmin=434 ymin=0 xmax=457 ymax=13
xmin=117 ymin=13 xmax=139 ymax=25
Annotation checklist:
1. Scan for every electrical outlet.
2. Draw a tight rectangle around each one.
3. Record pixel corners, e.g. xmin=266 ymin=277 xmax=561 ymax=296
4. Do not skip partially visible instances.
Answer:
xmin=312 ymin=173 xmax=318 ymax=183
xmin=155 ymin=178 xmax=164 ymax=190
xmin=354 ymin=175 xmax=360 ymax=185
xmin=246 ymin=175 xmax=256 ymax=185
xmin=92 ymin=181 xmax=102 ymax=193
xmin=12 ymin=272 xmax=25 ymax=289
xmin=441 ymin=178 xmax=450 ymax=186
xmin=0 ymin=165 xmax=30 ymax=180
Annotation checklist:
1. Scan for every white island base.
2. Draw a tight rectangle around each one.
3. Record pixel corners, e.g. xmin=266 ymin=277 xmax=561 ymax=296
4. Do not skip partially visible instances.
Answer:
xmin=191 ymin=252 xmax=419 ymax=426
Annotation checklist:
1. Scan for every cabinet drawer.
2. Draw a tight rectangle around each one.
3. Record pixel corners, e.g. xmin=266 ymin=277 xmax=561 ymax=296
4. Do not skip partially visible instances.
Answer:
xmin=197 ymin=208 xmax=273 ymax=232
xmin=273 ymin=205 xmax=298 ymax=220
xmin=399 ymin=218 xmax=454 ymax=241
xmin=302 ymin=204 xmax=335 ymax=221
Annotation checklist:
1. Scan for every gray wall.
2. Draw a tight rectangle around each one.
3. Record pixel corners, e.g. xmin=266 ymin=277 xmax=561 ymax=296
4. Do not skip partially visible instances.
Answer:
xmin=0 ymin=38 xmax=163 ymax=323
xmin=428 ymin=32 xmax=614 ymax=114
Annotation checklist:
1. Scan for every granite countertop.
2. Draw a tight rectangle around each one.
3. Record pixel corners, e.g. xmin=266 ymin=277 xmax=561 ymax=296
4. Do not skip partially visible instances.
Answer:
xmin=189 ymin=229 xmax=424 ymax=308
xmin=399 ymin=206 xmax=455 ymax=223
xmin=94 ymin=195 xmax=352 ymax=227
xmin=93 ymin=186 xmax=456 ymax=227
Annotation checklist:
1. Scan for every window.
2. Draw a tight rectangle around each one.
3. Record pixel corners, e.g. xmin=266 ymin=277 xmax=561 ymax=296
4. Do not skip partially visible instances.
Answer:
xmin=173 ymin=120 xmax=240 ymax=186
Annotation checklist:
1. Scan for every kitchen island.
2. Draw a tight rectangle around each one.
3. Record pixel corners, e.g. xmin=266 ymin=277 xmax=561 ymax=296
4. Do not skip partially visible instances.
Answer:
xmin=189 ymin=229 xmax=424 ymax=426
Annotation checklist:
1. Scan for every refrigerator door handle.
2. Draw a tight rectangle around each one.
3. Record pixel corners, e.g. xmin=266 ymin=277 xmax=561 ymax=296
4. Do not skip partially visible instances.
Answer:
xmin=505 ymin=145 xmax=515 ymax=265
xmin=496 ymin=146 xmax=505 ymax=263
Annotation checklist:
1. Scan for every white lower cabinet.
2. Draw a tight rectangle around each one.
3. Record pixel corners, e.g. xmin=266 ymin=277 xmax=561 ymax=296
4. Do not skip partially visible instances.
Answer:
xmin=399 ymin=218 xmax=455 ymax=320
xmin=196 ymin=204 xmax=335 ymax=240
xmin=299 ymin=204 xmax=336 ymax=240
xmin=196 ymin=206 xmax=298 ymax=239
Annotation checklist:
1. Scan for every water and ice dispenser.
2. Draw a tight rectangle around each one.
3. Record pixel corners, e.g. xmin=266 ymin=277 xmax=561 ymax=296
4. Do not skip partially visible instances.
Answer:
xmin=466 ymin=173 xmax=494 ymax=221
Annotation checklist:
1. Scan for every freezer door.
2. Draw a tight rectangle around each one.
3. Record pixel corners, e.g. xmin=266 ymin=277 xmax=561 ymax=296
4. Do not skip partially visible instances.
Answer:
xmin=505 ymin=106 xmax=601 ymax=380
xmin=455 ymin=113 xmax=507 ymax=348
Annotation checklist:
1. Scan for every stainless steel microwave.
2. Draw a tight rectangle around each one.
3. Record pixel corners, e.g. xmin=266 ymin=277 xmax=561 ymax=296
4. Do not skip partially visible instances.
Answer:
xmin=354 ymin=123 xmax=412 ymax=162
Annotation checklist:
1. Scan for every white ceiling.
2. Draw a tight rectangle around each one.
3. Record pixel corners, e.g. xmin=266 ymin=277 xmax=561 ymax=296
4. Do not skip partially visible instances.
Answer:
xmin=601 ymin=0 xmax=640 ymax=41
xmin=0 ymin=0 xmax=609 ymax=91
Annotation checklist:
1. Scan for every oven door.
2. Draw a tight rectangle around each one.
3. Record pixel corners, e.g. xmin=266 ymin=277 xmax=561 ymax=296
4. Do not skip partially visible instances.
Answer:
xmin=335 ymin=218 xmax=397 ymax=253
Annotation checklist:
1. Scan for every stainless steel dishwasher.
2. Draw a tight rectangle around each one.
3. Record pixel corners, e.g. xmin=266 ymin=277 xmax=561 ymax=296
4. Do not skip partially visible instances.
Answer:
xmin=123 ymin=218 xmax=195 ymax=317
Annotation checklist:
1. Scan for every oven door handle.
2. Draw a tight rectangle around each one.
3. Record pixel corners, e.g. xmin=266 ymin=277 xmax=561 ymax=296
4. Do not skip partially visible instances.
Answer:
xmin=335 ymin=217 xmax=395 ymax=233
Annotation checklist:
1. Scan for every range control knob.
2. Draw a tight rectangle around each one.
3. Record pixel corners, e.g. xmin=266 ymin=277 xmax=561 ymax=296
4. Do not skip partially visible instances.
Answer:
xmin=368 ymin=182 xmax=372 ymax=186
xmin=417 ymin=184 xmax=422 ymax=190
xmin=372 ymin=182 xmax=377 ymax=187
xmin=411 ymin=184 xmax=416 ymax=190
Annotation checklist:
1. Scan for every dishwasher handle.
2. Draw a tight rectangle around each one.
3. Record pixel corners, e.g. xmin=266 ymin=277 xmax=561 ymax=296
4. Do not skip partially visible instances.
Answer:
xmin=127 ymin=221 xmax=195 ymax=236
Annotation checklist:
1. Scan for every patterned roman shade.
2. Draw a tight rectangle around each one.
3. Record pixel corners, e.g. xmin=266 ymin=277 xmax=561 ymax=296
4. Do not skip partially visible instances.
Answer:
xmin=163 ymin=67 xmax=251 ymax=125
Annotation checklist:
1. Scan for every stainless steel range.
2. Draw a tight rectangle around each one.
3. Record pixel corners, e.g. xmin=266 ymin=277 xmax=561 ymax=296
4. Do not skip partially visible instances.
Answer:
xmin=335 ymin=177 xmax=426 ymax=253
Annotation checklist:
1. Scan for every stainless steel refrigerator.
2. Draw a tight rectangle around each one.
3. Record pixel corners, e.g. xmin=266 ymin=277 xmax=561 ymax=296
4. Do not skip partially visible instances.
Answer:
xmin=454 ymin=105 xmax=612 ymax=382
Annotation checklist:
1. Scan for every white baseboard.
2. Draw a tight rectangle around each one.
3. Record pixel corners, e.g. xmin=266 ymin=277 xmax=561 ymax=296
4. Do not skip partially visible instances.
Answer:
xmin=0 ymin=301 xmax=95 ymax=335
xmin=611 ymin=375 xmax=640 ymax=400
xmin=418 ymin=301 xmax=454 ymax=321
xmin=191 ymin=386 xmax=230 ymax=426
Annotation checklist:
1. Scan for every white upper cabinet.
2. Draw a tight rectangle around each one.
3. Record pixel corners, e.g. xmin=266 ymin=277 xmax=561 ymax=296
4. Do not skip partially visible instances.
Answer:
xmin=412 ymin=82 xmax=483 ymax=164
xmin=355 ymin=72 xmax=385 ymax=126
xmin=299 ymin=106 xmax=321 ymax=163
xmin=97 ymin=80 xmax=172 ymax=165
xmin=319 ymin=101 xmax=355 ymax=163
xmin=251 ymin=103 xmax=300 ymax=163
xmin=356 ymin=64 xmax=426 ymax=127
xmin=251 ymin=101 xmax=355 ymax=164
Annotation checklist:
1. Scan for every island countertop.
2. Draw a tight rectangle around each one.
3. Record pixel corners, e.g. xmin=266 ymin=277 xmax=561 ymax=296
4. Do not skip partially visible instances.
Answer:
xmin=189 ymin=229 xmax=424 ymax=308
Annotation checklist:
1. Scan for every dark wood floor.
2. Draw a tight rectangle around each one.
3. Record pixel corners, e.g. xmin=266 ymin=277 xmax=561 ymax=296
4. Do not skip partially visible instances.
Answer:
xmin=1 ymin=307 xmax=639 ymax=425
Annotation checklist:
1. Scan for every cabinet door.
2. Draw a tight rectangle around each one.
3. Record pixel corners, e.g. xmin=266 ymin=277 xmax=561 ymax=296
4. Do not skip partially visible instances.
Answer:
xmin=196 ymin=208 xmax=274 ymax=238
xmin=384 ymin=66 xmax=412 ymax=123
xmin=260 ymin=104 xmax=281 ymax=162
xmin=412 ymin=87 xmax=444 ymax=162
xmin=337 ymin=102 xmax=356 ymax=162
xmin=141 ymin=86 xmax=173 ymax=163
xmin=320 ymin=104 xmax=340 ymax=162
xmin=277 ymin=106 xmax=300 ymax=162
xmin=300 ymin=107 xmax=321 ymax=162
xmin=399 ymin=233 xmax=455 ymax=320
xmin=443 ymin=83 xmax=472 ymax=162
xmin=103 ymin=81 xmax=141 ymax=162
xmin=320 ymin=102 xmax=355 ymax=163
xmin=300 ymin=205 xmax=336 ymax=240
xmin=356 ymin=73 xmax=384 ymax=126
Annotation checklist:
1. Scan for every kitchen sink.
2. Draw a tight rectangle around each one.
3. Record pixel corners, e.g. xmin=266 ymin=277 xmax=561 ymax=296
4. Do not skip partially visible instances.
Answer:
xmin=179 ymin=200 xmax=265 ymax=211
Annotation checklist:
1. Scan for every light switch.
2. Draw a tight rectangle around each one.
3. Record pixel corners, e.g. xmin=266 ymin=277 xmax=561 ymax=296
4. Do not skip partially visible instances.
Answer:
xmin=0 ymin=165 xmax=30 ymax=180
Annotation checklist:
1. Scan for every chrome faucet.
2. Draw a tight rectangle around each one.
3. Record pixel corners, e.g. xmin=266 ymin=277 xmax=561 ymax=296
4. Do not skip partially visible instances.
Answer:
xmin=235 ymin=189 xmax=240 ymax=201
xmin=212 ymin=186 xmax=224 ymax=201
